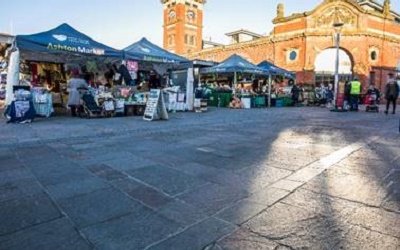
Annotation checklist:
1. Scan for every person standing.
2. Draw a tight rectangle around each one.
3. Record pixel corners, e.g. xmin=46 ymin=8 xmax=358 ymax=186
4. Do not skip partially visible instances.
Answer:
xmin=384 ymin=73 xmax=399 ymax=115
xmin=349 ymin=77 xmax=362 ymax=111
xmin=67 ymin=69 xmax=88 ymax=117
xmin=291 ymin=83 xmax=300 ymax=106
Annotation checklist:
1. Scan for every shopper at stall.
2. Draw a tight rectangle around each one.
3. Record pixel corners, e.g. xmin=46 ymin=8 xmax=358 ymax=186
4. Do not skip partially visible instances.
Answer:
xmin=149 ymin=71 xmax=161 ymax=89
xmin=104 ymin=64 xmax=115 ymax=87
xmin=252 ymin=78 xmax=259 ymax=93
xmin=67 ymin=69 xmax=88 ymax=117
xmin=384 ymin=73 xmax=399 ymax=115
xmin=113 ymin=62 xmax=134 ymax=86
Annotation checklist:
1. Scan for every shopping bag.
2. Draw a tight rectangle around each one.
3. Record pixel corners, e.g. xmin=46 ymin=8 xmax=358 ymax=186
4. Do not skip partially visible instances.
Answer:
xmin=116 ymin=99 xmax=125 ymax=109
xmin=103 ymin=100 xmax=115 ymax=111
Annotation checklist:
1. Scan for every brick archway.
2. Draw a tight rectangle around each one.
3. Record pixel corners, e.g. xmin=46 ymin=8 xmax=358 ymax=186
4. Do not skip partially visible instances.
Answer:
xmin=314 ymin=47 xmax=354 ymax=74
xmin=313 ymin=47 xmax=354 ymax=87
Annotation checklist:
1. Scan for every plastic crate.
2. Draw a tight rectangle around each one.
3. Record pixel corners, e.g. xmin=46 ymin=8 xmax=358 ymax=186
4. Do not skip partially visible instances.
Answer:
xmin=254 ymin=96 xmax=266 ymax=108
xmin=276 ymin=99 xmax=284 ymax=107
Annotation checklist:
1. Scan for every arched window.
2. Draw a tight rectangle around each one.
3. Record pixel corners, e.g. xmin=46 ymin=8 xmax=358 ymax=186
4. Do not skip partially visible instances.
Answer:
xmin=370 ymin=51 xmax=377 ymax=61
xmin=168 ymin=10 xmax=176 ymax=23
xmin=185 ymin=34 xmax=189 ymax=44
xmin=186 ymin=10 xmax=196 ymax=23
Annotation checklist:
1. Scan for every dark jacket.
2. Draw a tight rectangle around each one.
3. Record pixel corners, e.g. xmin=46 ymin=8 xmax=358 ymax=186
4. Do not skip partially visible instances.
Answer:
xmin=113 ymin=64 xmax=132 ymax=85
xmin=385 ymin=81 xmax=399 ymax=100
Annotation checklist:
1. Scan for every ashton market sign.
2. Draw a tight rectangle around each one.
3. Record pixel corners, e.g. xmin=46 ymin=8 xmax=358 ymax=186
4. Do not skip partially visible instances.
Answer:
xmin=47 ymin=34 xmax=105 ymax=56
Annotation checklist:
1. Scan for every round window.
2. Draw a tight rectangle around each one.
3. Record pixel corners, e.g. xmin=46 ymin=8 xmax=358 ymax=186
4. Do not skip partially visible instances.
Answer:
xmin=371 ymin=51 xmax=377 ymax=61
xmin=289 ymin=51 xmax=297 ymax=61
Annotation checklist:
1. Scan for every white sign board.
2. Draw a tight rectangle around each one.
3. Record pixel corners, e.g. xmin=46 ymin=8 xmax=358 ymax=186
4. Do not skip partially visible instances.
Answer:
xmin=143 ymin=89 xmax=169 ymax=121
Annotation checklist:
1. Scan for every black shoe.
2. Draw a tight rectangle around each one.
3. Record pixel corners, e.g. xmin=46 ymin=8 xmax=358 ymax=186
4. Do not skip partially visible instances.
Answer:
xmin=392 ymin=112 xmax=396 ymax=115
xmin=384 ymin=111 xmax=388 ymax=115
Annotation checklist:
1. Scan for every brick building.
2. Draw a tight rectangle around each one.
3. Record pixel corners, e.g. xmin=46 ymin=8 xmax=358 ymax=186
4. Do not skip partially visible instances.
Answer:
xmin=161 ymin=0 xmax=205 ymax=55
xmin=163 ymin=0 xmax=400 ymax=91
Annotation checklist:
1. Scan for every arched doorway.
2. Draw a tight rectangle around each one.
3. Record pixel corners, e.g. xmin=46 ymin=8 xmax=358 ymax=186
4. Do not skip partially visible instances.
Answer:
xmin=314 ymin=48 xmax=353 ymax=86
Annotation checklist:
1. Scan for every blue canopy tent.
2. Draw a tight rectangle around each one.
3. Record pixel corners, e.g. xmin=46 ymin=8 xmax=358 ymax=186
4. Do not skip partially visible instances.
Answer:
xmin=258 ymin=60 xmax=295 ymax=79
xmin=200 ymin=54 xmax=266 ymax=96
xmin=201 ymin=54 xmax=264 ymax=75
xmin=257 ymin=60 xmax=296 ymax=108
xmin=16 ymin=23 xmax=123 ymax=62
xmin=123 ymin=38 xmax=189 ymax=64
xmin=5 ymin=23 xmax=123 ymax=106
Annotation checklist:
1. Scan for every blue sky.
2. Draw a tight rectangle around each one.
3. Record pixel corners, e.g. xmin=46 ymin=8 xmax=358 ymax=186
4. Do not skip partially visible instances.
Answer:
xmin=0 ymin=0 xmax=397 ymax=49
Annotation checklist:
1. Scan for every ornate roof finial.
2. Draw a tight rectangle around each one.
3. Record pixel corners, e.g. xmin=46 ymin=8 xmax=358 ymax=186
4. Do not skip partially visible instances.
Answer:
xmin=383 ymin=0 xmax=391 ymax=17
xmin=277 ymin=3 xmax=285 ymax=19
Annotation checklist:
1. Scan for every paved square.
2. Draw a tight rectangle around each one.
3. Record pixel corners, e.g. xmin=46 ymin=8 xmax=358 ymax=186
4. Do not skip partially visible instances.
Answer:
xmin=0 ymin=107 xmax=399 ymax=249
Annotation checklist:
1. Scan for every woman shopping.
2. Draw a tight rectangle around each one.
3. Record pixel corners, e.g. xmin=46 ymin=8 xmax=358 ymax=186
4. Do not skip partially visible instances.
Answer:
xmin=67 ymin=69 xmax=88 ymax=117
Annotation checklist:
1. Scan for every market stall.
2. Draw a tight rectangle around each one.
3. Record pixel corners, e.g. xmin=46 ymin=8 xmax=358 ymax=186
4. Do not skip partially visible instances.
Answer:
xmin=200 ymin=54 xmax=267 ymax=109
xmin=5 ymin=23 xmax=124 ymax=122
xmin=257 ymin=60 xmax=296 ymax=107
xmin=123 ymin=38 xmax=192 ymax=113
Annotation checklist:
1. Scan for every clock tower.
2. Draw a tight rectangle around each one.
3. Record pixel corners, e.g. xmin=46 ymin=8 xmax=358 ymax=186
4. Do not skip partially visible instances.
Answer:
xmin=161 ymin=0 xmax=206 ymax=55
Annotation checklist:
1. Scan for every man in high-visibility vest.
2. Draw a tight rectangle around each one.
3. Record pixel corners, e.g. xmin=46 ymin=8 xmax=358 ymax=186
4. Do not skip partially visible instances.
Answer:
xmin=349 ymin=77 xmax=362 ymax=111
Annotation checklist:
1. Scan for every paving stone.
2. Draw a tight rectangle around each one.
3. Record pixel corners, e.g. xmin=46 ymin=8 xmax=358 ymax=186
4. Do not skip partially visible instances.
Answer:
xmin=245 ymin=202 xmax=347 ymax=249
xmin=27 ymin=160 xmax=94 ymax=186
xmin=0 ymin=168 xmax=35 ymax=186
xmin=103 ymin=155 xmax=157 ymax=171
xmin=286 ymin=166 xmax=326 ymax=183
xmin=82 ymin=209 xmax=180 ymax=250
xmin=0 ymin=157 xmax=24 ymax=172
xmin=384 ymin=169 xmax=400 ymax=184
xmin=235 ymin=166 xmax=293 ymax=193
xmin=58 ymin=187 xmax=140 ymax=228
xmin=302 ymin=171 xmax=388 ymax=207
xmin=21 ymin=156 xmax=67 ymax=168
xmin=148 ymin=218 xmax=236 ymax=250
xmin=0 ymin=179 xmax=44 ymax=203
xmin=382 ymin=186 xmax=400 ymax=213
xmin=128 ymin=165 xmax=209 ymax=196
xmin=178 ymin=183 xmax=248 ymax=215
xmin=87 ymin=164 xmax=127 ymax=181
xmin=247 ymin=187 xmax=290 ymax=206
xmin=157 ymin=199 xmax=208 ymax=227
xmin=346 ymin=206 xmax=400 ymax=238
xmin=79 ymin=151 xmax=136 ymax=166
xmin=0 ymin=195 xmax=62 ymax=235
xmin=334 ymin=224 xmax=400 ymax=250
xmin=0 ymin=217 xmax=91 ymax=250
xmin=210 ymin=229 xmax=280 ymax=250
xmin=46 ymin=177 xmax=110 ymax=200
xmin=169 ymin=162 xmax=249 ymax=190
xmin=15 ymin=146 xmax=56 ymax=159
xmin=270 ymin=179 xmax=304 ymax=192
xmin=112 ymin=178 xmax=172 ymax=209
xmin=215 ymin=199 xmax=268 ymax=225
xmin=333 ymin=163 xmax=393 ymax=181
xmin=281 ymin=188 xmax=360 ymax=219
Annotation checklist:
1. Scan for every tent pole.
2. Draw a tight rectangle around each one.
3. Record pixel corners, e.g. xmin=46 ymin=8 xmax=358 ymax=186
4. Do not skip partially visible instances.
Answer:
xmin=234 ymin=71 xmax=237 ymax=95
xmin=268 ymin=74 xmax=272 ymax=108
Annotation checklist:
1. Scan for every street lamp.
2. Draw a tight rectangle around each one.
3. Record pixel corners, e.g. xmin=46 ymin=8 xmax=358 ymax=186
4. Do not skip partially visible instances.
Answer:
xmin=333 ymin=21 xmax=344 ymax=111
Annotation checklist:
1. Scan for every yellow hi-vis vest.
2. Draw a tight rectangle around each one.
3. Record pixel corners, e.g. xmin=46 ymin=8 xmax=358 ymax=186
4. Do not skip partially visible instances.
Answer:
xmin=350 ymin=81 xmax=361 ymax=95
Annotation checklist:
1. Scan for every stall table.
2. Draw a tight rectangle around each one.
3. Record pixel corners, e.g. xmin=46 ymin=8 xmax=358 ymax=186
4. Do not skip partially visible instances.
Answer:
xmin=124 ymin=103 xmax=146 ymax=116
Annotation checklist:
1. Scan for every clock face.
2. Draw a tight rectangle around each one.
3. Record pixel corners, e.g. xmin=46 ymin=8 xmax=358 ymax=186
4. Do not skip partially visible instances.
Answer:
xmin=169 ymin=11 xmax=176 ymax=19
xmin=187 ymin=10 xmax=195 ymax=19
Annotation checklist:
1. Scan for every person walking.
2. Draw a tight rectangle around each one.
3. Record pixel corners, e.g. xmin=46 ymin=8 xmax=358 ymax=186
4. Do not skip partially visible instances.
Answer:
xmin=291 ymin=83 xmax=300 ymax=106
xmin=67 ymin=69 xmax=88 ymax=117
xmin=384 ymin=73 xmax=399 ymax=115
xmin=349 ymin=77 xmax=362 ymax=111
